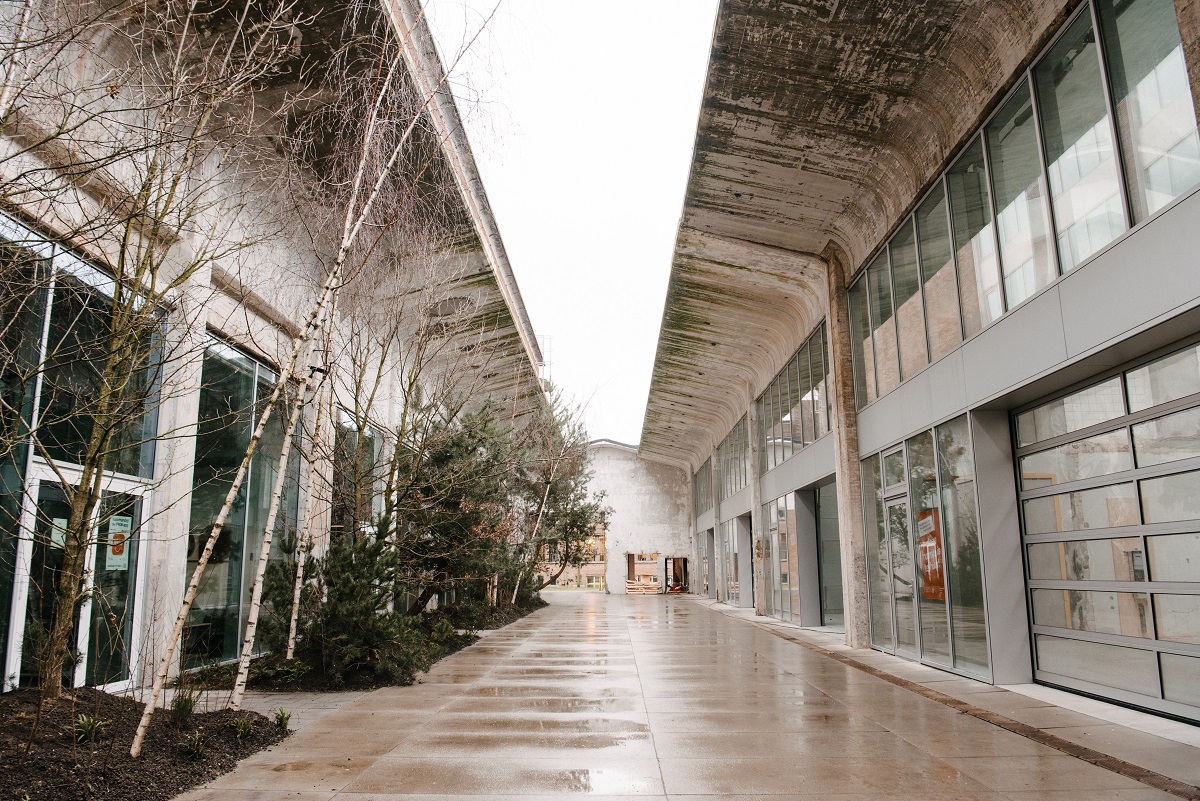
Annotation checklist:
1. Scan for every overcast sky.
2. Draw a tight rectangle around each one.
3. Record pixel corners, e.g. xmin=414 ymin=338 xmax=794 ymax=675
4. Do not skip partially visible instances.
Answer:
xmin=426 ymin=1 xmax=719 ymax=447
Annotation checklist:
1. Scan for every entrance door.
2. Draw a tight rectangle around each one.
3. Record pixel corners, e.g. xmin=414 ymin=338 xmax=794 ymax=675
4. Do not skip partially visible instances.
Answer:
xmin=886 ymin=498 xmax=919 ymax=658
xmin=6 ymin=467 xmax=147 ymax=691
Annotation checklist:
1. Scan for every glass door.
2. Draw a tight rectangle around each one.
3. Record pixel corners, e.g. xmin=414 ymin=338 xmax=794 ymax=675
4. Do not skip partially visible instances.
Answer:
xmin=886 ymin=497 xmax=919 ymax=658
xmin=10 ymin=468 xmax=146 ymax=691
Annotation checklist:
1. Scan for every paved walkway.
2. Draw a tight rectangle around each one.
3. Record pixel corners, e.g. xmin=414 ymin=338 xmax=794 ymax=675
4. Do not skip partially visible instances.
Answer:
xmin=177 ymin=592 xmax=1200 ymax=800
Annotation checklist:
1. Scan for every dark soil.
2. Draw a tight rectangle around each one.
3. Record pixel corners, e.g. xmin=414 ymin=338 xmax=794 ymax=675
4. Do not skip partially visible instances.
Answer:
xmin=0 ymin=687 xmax=287 ymax=801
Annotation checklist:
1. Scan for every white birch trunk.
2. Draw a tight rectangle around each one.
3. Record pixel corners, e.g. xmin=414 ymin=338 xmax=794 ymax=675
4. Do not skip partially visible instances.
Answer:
xmin=286 ymin=381 xmax=329 ymax=660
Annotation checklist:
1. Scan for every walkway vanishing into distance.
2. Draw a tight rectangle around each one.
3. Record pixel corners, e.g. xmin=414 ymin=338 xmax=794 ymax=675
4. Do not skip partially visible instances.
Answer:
xmin=181 ymin=592 xmax=1200 ymax=800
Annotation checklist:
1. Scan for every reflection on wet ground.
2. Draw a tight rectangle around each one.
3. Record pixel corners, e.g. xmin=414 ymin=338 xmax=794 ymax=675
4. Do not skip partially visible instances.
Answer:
xmin=179 ymin=591 xmax=1196 ymax=800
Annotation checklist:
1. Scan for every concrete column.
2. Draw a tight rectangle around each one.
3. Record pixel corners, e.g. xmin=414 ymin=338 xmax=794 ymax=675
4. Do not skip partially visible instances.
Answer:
xmin=1175 ymin=0 xmax=1200 ymax=131
xmin=747 ymin=386 xmax=767 ymax=615
xmin=823 ymin=245 xmax=871 ymax=649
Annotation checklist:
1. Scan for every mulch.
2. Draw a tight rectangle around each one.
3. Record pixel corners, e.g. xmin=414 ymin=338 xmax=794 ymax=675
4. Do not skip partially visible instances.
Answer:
xmin=0 ymin=687 xmax=287 ymax=801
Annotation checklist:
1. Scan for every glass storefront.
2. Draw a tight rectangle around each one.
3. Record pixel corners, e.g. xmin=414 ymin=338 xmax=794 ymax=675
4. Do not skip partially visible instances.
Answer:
xmin=1016 ymin=341 xmax=1200 ymax=720
xmin=184 ymin=339 xmax=301 ymax=667
xmin=761 ymin=483 xmax=842 ymax=628
xmin=862 ymin=415 xmax=989 ymax=677
xmin=850 ymin=0 xmax=1200 ymax=409
xmin=716 ymin=417 xmax=749 ymax=501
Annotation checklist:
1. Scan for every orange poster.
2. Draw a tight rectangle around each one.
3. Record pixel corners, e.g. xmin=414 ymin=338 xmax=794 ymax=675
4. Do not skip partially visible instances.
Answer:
xmin=917 ymin=509 xmax=945 ymax=601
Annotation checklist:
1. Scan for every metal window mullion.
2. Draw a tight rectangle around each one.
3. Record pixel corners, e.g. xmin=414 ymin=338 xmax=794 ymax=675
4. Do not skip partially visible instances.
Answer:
xmin=884 ymin=245 xmax=902 ymax=387
xmin=1087 ymin=0 xmax=1135 ymax=231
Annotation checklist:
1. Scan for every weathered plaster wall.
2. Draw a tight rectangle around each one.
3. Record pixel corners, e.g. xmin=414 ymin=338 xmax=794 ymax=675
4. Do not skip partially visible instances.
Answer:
xmin=588 ymin=442 xmax=692 ymax=594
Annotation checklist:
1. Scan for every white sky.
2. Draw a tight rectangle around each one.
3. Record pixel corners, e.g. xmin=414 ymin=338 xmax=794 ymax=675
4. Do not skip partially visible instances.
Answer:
xmin=426 ymin=1 xmax=719 ymax=447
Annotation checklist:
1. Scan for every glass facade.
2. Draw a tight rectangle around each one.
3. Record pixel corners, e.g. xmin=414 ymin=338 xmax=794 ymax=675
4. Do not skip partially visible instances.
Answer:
xmin=331 ymin=408 xmax=381 ymax=538
xmin=757 ymin=322 xmax=832 ymax=472
xmin=1017 ymin=342 xmax=1200 ymax=719
xmin=862 ymin=415 xmax=989 ymax=677
xmin=693 ymin=458 xmax=713 ymax=517
xmin=716 ymin=416 xmax=749 ymax=501
xmin=763 ymin=492 xmax=799 ymax=623
xmin=184 ymin=339 xmax=301 ymax=668
xmin=849 ymin=1 xmax=1200 ymax=409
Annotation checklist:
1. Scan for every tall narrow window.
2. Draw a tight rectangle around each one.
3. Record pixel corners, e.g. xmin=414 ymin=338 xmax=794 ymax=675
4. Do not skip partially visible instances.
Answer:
xmin=947 ymin=137 xmax=1003 ymax=335
xmin=1035 ymin=11 xmax=1126 ymax=272
xmin=890 ymin=221 xmax=928 ymax=380
xmin=868 ymin=253 xmax=900 ymax=396
xmin=1098 ymin=0 xmax=1200 ymax=219
xmin=916 ymin=186 xmax=963 ymax=360
xmin=849 ymin=278 xmax=875 ymax=407
xmin=987 ymin=82 xmax=1057 ymax=308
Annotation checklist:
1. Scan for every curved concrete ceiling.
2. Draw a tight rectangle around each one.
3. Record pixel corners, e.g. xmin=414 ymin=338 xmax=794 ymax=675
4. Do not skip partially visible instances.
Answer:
xmin=641 ymin=0 xmax=1075 ymax=471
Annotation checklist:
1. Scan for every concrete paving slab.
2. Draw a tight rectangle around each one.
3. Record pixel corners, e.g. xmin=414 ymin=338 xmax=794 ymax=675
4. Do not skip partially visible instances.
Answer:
xmin=174 ymin=592 xmax=1200 ymax=800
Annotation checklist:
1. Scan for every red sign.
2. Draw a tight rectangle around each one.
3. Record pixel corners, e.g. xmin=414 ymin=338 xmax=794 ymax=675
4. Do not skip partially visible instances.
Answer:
xmin=917 ymin=509 xmax=945 ymax=601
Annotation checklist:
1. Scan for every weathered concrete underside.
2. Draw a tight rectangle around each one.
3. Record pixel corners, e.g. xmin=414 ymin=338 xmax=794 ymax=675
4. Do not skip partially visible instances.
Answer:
xmin=641 ymin=0 xmax=1075 ymax=468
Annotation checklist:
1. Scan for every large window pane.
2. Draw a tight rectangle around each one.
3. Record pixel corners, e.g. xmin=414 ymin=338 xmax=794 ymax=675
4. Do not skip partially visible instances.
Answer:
xmin=936 ymin=416 xmax=989 ymax=674
xmin=947 ymin=137 xmax=1003 ymax=335
xmin=915 ymin=186 xmax=963 ymax=360
xmin=891 ymin=223 xmax=928 ymax=380
xmin=1028 ymin=537 xmax=1146 ymax=581
xmin=185 ymin=343 xmax=256 ymax=666
xmin=863 ymin=454 xmax=891 ymax=650
xmin=816 ymin=482 xmax=843 ymax=627
xmin=1019 ymin=429 xmax=1133 ymax=490
xmin=1133 ymin=406 xmax=1200 ymax=467
xmin=1016 ymin=376 xmax=1125 ymax=447
xmin=908 ymin=431 xmax=949 ymax=666
xmin=1023 ymin=482 xmax=1139 ymax=534
xmin=812 ymin=327 xmax=829 ymax=438
xmin=794 ymin=349 xmax=814 ymax=450
xmin=1141 ymin=470 xmax=1200 ymax=523
xmin=986 ymin=82 xmax=1057 ymax=308
xmin=1035 ymin=11 xmax=1127 ymax=272
xmin=1032 ymin=589 xmax=1152 ymax=638
xmin=1147 ymin=532 xmax=1200 ymax=582
xmin=1162 ymin=653 xmax=1200 ymax=707
xmin=1035 ymin=635 xmax=1159 ymax=695
xmin=868 ymin=253 xmax=900 ymax=396
xmin=1126 ymin=343 xmax=1200 ymax=412
xmin=1098 ymin=0 xmax=1200 ymax=220
xmin=849 ymin=278 xmax=875 ymax=407
xmin=1154 ymin=594 xmax=1200 ymax=644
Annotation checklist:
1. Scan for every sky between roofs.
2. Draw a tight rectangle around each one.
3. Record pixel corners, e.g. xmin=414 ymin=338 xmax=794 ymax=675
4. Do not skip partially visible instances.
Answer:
xmin=427 ymin=0 xmax=720 ymax=447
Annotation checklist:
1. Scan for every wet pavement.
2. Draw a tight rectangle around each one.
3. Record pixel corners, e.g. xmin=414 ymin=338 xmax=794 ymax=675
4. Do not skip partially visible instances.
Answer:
xmin=177 ymin=591 xmax=1200 ymax=800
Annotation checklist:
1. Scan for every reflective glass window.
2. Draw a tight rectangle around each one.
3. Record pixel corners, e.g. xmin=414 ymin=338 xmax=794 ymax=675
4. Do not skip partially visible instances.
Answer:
xmin=1027 ymin=537 xmax=1146 ymax=581
xmin=1016 ymin=376 xmax=1125 ymax=447
xmin=812 ymin=325 xmax=830 ymax=437
xmin=1032 ymin=589 xmax=1153 ymax=638
xmin=1126 ymin=343 xmax=1200 ymax=412
xmin=915 ymin=186 xmax=963 ymax=360
xmin=1161 ymin=653 xmax=1200 ymax=707
xmin=849 ymin=277 xmax=874 ymax=407
xmin=890 ymin=222 xmax=928 ymax=380
xmin=816 ymin=482 xmax=843 ymax=627
xmin=1140 ymin=469 xmax=1200 ymax=523
xmin=1023 ymin=482 xmax=1139 ymax=534
xmin=907 ymin=430 xmax=949 ymax=666
xmin=868 ymin=253 xmax=900 ymax=396
xmin=1147 ymin=532 xmax=1200 ymax=582
xmin=947 ymin=137 xmax=1003 ymax=335
xmin=986 ymin=82 xmax=1057 ymax=308
xmin=1133 ymin=406 xmax=1200 ymax=467
xmin=1097 ymin=0 xmax=1200 ymax=220
xmin=1035 ymin=11 xmax=1127 ymax=272
xmin=794 ymin=350 xmax=813 ymax=450
xmin=1035 ymin=635 xmax=1160 ymax=695
xmin=936 ymin=416 xmax=989 ymax=674
xmin=1019 ymin=429 xmax=1133 ymax=490
xmin=1154 ymin=594 xmax=1200 ymax=644
xmin=862 ymin=454 xmax=891 ymax=650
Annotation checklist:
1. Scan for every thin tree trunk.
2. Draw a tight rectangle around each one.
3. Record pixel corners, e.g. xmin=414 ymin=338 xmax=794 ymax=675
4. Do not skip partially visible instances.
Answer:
xmin=286 ymin=380 xmax=329 ymax=660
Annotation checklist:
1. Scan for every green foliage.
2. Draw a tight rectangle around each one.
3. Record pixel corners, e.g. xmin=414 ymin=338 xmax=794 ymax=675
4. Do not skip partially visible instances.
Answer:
xmin=73 ymin=714 xmax=108 ymax=746
xmin=187 ymin=731 xmax=206 ymax=761
xmin=297 ymin=526 xmax=432 ymax=687
xmin=233 ymin=715 xmax=254 ymax=744
xmin=168 ymin=690 xmax=196 ymax=728
xmin=272 ymin=707 xmax=291 ymax=733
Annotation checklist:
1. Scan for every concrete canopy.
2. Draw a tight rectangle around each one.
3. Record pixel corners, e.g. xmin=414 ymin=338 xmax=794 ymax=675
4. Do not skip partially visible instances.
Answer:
xmin=640 ymin=0 xmax=1074 ymax=471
